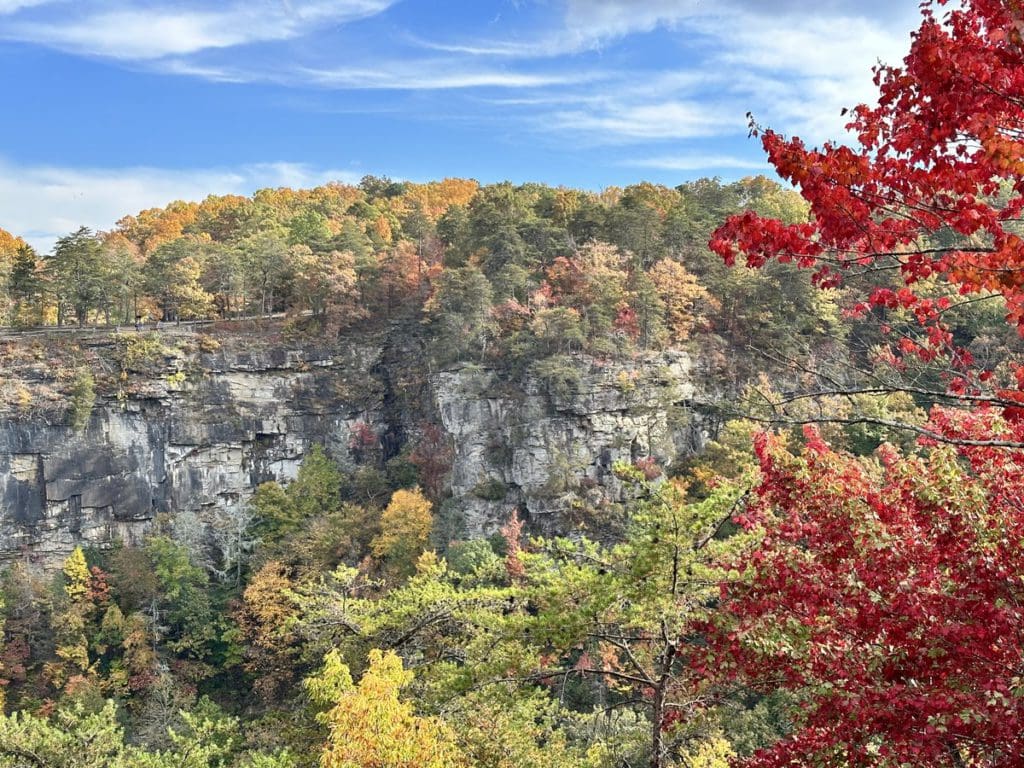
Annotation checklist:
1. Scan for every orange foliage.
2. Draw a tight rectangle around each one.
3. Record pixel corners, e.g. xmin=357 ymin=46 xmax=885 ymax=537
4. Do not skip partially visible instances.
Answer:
xmin=647 ymin=259 xmax=716 ymax=342
xmin=116 ymin=200 xmax=199 ymax=254
xmin=401 ymin=178 xmax=480 ymax=219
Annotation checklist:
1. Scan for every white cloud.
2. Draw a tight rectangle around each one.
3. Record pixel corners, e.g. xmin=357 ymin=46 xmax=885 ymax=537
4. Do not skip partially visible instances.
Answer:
xmin=562 ymin=0 xmax=699 ymax=46
xmin=2 ymin=0 xmax=590 ymax=92
xmin=299 ymin=63 xmax=592 ymax=90
xmin=142 ymin=59 xmax=593 ymax=90
xmin=544 ymin=8 xmax=916 ymax=145
xmin=627 ymin=154 xmax=767 ymax=171
xmin=0 ymin=159 xmax=362 ymax=253
xmin=413 ymin=0 xmax=922 ymax=145
xmin=419 ymin=0 xmax=912 ymax=60
xmin=2 ymin=0 xmax=395 ymax=59
xmin=562 ymin=0 xmax=913 ymax=48
xmin=553 ymin=100 xmax=742 ymax=142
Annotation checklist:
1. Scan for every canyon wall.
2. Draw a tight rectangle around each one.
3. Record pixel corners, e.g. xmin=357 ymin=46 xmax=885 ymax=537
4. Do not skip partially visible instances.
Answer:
xmin=0 ymin=331 xmax=714 ymax=564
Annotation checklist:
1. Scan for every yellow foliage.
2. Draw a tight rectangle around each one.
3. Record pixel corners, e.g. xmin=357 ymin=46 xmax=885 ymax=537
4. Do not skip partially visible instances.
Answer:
xmin=62 ymin=547 xmax=90 ymax=602
xmin=313 ymin=649 xmax=466 ymax=768
xmin=647 ymin=259 xmax=715 ymax=342
xmin=682 ymin=735 xmax=736 ymax=768
xmin=0 ymin=227 xmax=27 ymax=258
xmin=241 ymin=561 xmax=296 ymax=649
xmin=371 ymin=488 xmax=433 ymax=572
xmin=115 ymin=200 xmax=199 ymax=254
xmin=401 ymin=178 xmax=480 ymax=219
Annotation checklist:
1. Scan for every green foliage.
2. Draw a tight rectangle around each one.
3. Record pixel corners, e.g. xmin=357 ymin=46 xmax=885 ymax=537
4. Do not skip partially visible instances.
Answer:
xmin=248 ymin=482 xmax=293 ymax=543
xmin=114 ymin=333 xmax=165 ymax=371
xmin=145 ymin=536 xmax=215 ymax=657
xmin=0 ymin=700 xmax=293 ymax=768
xmin=445 ymin=539 xmax=501 ymax=576
xmin=470 ymin=477 xmax=508 ymax=501
xmin=67 ymin=370 xmax=96 ymax=431
xmin=250 ymin=445 xmax=341 ymax=543
xmin=47 ymin=227 xmax=106 ymax=326
xmin=426 ymin=266 xmax=496 ymax=363
xmin=287 ymin=445 xmax=342 ymax=521
xmin=531 ymin=354 xmax=582 ymax=401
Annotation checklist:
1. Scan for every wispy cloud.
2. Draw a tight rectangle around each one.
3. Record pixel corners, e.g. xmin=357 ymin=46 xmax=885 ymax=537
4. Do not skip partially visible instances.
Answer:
xmin=0 ymin=159 xmax=362 ymax=253
xmin=0 ymin=0 xmax=58 ymax=14
xmin=1 ymin=0 xmax=396 ymax=59
xmin=414 ymin=0 xmax=920 ymax=145
xmin=298 ymin=63 xmax=594 ymax=90
xmin=146 ymin=58 xmax=593 ymax=91
xmin=2 ymin=0 xmax=590 ymax=92
xmin=626 ymin=154 xmax=768 ymax=172
xmin=552 ymin=100 xmax=742 ymax=143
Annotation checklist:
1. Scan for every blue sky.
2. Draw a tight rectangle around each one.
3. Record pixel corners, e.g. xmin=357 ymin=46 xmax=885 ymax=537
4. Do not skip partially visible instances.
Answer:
xmin=0 ymin=0 xmax=921 ymax=250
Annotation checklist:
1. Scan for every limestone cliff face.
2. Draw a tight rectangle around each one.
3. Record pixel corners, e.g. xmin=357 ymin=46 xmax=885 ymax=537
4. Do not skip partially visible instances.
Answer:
xmin=0 ymin=335 xmax=712 ymax=565
xmin=0 ymin=342 xmax=383 ymax=565
xmin=435 ymin=351 xmax=706 ymax=537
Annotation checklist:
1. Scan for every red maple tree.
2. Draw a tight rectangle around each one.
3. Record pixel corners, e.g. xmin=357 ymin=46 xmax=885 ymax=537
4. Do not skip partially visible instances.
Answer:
xmin=704 ymin=415 xmax=1024 ymax=766
xmin=710 ymin=0 xmax=1024 ymax=368
xmin=700 ymin=1 xmax=1024 ymax=765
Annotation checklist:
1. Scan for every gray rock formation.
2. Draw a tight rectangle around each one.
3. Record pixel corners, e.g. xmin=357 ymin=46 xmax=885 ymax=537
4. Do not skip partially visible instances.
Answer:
xmin=0 ymin=343 xmax=382 ymax=565
xmin=436 ymin=351 xmax=707 ymax=536
xmin=0 ymin=336 xmax=712 ymax=565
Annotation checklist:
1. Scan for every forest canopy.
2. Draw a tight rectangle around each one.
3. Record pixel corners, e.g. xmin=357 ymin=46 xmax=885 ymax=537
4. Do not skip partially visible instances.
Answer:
xmin=5 ymin=1 xmax=1024 ymax=766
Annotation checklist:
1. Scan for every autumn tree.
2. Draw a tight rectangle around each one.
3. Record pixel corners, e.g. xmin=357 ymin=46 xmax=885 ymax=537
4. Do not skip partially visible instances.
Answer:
xmin=371 ymin=488 xmax=433 ymax=577
xmin=545 ymin=242 xmax=631 ymax=346
xmin=408 ymin=423 xmax=454 ymax=500
xmin=307 ymin=648 xmax=466 ymax=768
xmin=237 ymin=561 xmax=301 ymax=701
xmin=238 ymin=232 xmax=292 ymax=315
xmin=144 ymin=237 xmax=215 ymax=321
xmin=202 ymin=241 xmax=246 ymax=317
xmin=647 ymin=258 xmax=714 ymax=343
xmin=115 ymin=200 xmax=198 ymax=255
xmin=0 ymin=228 xmax=20 ymax=323
xmin=99 ymin=233 xmax=144 ymax=324
xmin=709 ymin=0 xmax=1024 ymax=413
xmin=49 ymin=547 xmax=95 ymax=685
xmin=697 ymin=1 xmax=1024 ymax=766
xmin=290 ymin=246 xmax=357 ymax=319
xmin=702 ymin=418 xmax=1024 ymax=767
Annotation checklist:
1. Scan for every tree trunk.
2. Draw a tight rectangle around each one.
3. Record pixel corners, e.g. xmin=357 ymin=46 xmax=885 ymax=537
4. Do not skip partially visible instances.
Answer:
xmin=650 ymin=683 xmax=665 ymax=768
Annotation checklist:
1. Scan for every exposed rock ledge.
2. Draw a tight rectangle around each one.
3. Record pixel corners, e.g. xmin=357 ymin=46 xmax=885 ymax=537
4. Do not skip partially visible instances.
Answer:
xmin=0 ymin=339 xmax=712 ymax=566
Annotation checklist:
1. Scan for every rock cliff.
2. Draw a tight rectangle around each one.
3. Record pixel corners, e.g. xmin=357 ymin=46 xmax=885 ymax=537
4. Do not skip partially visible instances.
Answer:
xmin=0 ymin=328 xmax=714 ymax=565
xmin=435 ymin=351 xmax=705 ymax=536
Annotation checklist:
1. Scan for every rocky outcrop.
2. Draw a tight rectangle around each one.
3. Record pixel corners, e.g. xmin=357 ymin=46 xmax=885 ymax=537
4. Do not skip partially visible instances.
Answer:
xmin=0 ymin=333 xmax=712 ymax=565
xmin=435 ymin=351 xmax=707 ymax=537
xmin=0 ymin=342 xmax=383 ymax=565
